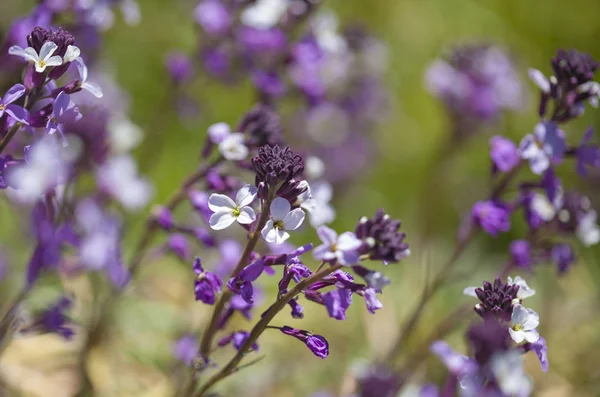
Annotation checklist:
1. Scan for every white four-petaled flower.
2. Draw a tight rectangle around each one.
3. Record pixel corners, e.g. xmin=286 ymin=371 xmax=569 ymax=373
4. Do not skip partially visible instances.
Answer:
xmin=507 ymin=276 xmax=536 ymax=301
xmin=73 ymin=57 xmax=104 ymax=98
xmin=218 ymin=133 xmax=248 ymax=161
xmin=208 ymin=185 xmax=257 ymax=230
xmin=9 ymin=42 xmax=63 ymax=73
xmin=261 ymin=197 xmax=305 ymax=244
xmin=313 ymin=225 xmax=361 ymax=265
xmin=509 ymin=304 xmax=540 ymax=344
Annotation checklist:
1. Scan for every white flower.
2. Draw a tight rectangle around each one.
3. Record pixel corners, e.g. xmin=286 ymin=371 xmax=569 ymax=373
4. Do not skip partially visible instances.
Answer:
xmin=63 ymin=45 xmax=81 ymax=63
xmin=96 ymin=155 xmax=153 ymax=210
xmin=208 ymin=122 xmax=231 ymax=144
xmin=108 ymin=116 xmax=143 ymax=152
xmin=509 ymin=304 xmax=540 ymax=344
xmin=73 ymin=57 xmax=103 ymax=98
xmin=530 ymin=192 xmax=558 ymax=221
xmin=218 ymin=133 xmax=248 ymax=161
xmin=577 ymin=210 xmax=600 ymax=246
xmin=8 ymin=42 xmax=63 ymax=73
xmin=304 ymin=156 xmax=325 ymax=180
xmin=261 ymin=197 xmax=305 ymax=244
xmin=241 ymin=0 xmax=288 ymax=30
xmin=313 ymin=225 xmax=361 ymax=265
xmin=507 ymin=276 xmax=536 ymax=300
xmin=491 ymin=351 xmax=533 ymax=397
xmin=208 ymin=185 xmax=257 ymax=230
xmin=299 ymin=181 xmax=336 ymax=227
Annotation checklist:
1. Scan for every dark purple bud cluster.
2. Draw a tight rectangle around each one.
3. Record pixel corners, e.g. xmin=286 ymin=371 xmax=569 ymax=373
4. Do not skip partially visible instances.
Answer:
xmin=251 ymin=144 xmax=307 ymax=201
xmin=473 ymin=278 xmax=519 ymax=322
xmin=27 ymin=26 xmax=76 ymax=79
xmin=238 ymin=104 xmax=283 ymax=148
xmin=355 ymin=209 xmax=410 ymax=263
xmin=552 ymin=49 xmax=599 ymax=88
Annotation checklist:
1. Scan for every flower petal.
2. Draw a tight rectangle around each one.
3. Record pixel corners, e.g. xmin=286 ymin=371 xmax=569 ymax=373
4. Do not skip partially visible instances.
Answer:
xmin=274 ymin=229 xmax=290 ymax=244
xmin=63 ymin=45 xmax=80 ymax=63
xmin=283 ymin=208 xmax=305 ymax=230
xmin=236 ymin=206 xmax=256 ymax=224
xmin=209 ymin=211 xmax=237 ymax=230
xmin=317 ymin=225 xmax=337 ymax=245
xmin=313 ymin=243 xmax=335 ymax=261
xmin=270 ymin=197 xmax=291 ymax=221
xmin=82 ymin=82 xmax=104 ymax=98
xmin=8 ymin=45 xmax=28 ymax=59
xmin=261 ymin=220 xmax=277 ymax=243
xmin=4 ymin=105 xmax=29 ymax=124
xmin=23 ymin=47 xmax=41 ymax=63
xmin=463 ymin=286 xmax=479 ymax=297
xmin=523 ymin=329 xmax=539 ymax=343
xmin=39 ymin=41 xmax=58 ymax=61
xmin=236 ymin=184 xmax=258 ymax=207
xmin=508 ymin=328 xmax=525 ymax=344
xmin=45 ymin=55 xmax=64 ymax=67
xmin=528 ymin=68 xmax=550 ymax=93
xmin=208 ymin=193 xmax=236 ymax=212
xmin=336 ymin=232 xmax=362 ymax=251
xmin=2 ymin=84 xmax=26 ymax=105
xmin=511 ymin=304 xmax=528 ymax=325
xmin=522 ymin=308 xmax=540 ymax=330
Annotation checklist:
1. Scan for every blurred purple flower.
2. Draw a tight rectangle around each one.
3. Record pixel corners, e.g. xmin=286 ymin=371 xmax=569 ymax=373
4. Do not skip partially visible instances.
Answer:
xmin=173 ymin=334 xmax=199 ymax=366
xmin=490 ymin=135 xmax=519 ymax=173
xmin=46 ymin=92 xmax=82 ymax=143
xmin=322 ymin=288 xmax=352 ymax=320
xmin=166 ymin=52 xmax=194 ymax=84
xmin=193 ymin=257 xmax=222 ymax=304
xmin=519 ymin=122 xmax=566 ymax=175
xmin=218 ymin=330 xmax=258 ymax=351
xmin=471 ymin=200 xmax=511 ymax=236
xmin=510 ymin=240 xmax=532 ymax=269
xmin=195 ymin=0 xmax=232 ymax=35
xmin=551 ymin=243 xmax=576 ymax=274
xmin=25 ymin=296 xmax=74 ymax=340
xmin=227 ymin=259 xmax=264 ymax=304
xmin=576 ymin=128 xmax=600 ymax=176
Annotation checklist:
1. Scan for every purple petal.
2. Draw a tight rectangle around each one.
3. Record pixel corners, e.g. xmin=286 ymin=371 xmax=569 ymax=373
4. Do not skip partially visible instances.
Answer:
xmin=2 ymin=84 xmax=26 ymax=105
xmin=317 ymin=225 xmax=337 ymax=245
xmin=4 ymin=105 xmax=29 ymax=124
xmin=241 ymin=259 xmax=264 ymax=282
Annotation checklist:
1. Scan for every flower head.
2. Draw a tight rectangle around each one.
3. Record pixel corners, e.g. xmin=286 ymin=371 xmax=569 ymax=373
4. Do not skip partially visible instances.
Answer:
xmin=172 ymin=334 xmax=199 ymax=366
xmin=510 ymin=240 xmax=532 ymax=269
xmin=46 ymin=91 xmax=83 ymax=142
xmin=490 ymin=350 xmax=533 ymax=397
xmin=195 ymin=0 xmax=232 ymax=35
xmin=227 ymin=259 xmax=264 ymax=304
xmin=252 ymin=144 xmax=304 ymax=187
xmin=467 ymin=318 xmax=511 ymax=366
xmin=471 ymin=200 xmax=511 ymax=236
xmin=238 ymin=103 xmax=284 ymax=148
xmin=509 ymin=304 xmax=540 ymax=343
xmin=193 ymin=257 xmax=222 ymax=304
xmin=507 ymin=276 xmax=536 ymax=300
xmin=9 ymin=41 xmax=63 ymax=73
xmin=355 ymin=209 xmax=409 ymax=263
xmin=552 ymin=49 xmax=599 ymax=87
xmin=261 ymin=197 xmax=305 ymax=244
xmin=24 ymin=296 xmax=74 ymax=340
xmin=464 ymin=277 xmax=519 ymax=321
xmin=322 ymin=288 xmax=352 ymax=320
xmin=208 ymin=185 xmax=257 ymax=230
xmin=490 ymin=135 xmax=519 ymax=173
xmin=313 ymin=226 xmax=361 ymax=265
xmin=519 ymin=122 xmax=566 ymax=175
xmin=71 ymin=57 xmax=103 ymax=98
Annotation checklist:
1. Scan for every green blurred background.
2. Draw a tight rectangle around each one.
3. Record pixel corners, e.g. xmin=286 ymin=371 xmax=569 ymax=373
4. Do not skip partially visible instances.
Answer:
xmin=1 ymin=0 xmax=600 ymax=396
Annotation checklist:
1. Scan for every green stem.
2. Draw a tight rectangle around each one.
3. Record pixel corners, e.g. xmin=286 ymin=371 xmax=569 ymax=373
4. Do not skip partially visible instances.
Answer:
xmin=193 ymin=263 xmax=342 ymax=397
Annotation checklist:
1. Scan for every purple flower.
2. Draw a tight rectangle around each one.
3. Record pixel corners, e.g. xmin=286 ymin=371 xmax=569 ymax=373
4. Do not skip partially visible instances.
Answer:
xmin=430 ymin=340 xmax=478 ymax=375
xmin=173 ymin=334 xmax=199 ymax=366
xmin=313 ymin=226 xmax=361 ymax=265
xmin=363 ymin=288 xmax=383 ymax=314
xmin=471 ymin=200 xmax=511 ymax=236
xmin=253 ymin=71 xmax=286 ymax=98
xmin=576 ymin=128 xmax=600 ymax=176
xmin=510 ymin=240 xmax=532 ymax=269
xmin=551 ymin=243 xmax=575 ymax=274
xmin=46 ymin=91 xmax=82 ymax=143
xmin=519 ymin=122 xmax=566 ymax=175
xmin=466 ymin=318 xmax=511 ymax=366
xmin=165 ymin=52 xmax=193 ymax=84
xmin=322 ymin=288 xmax=352 ymax=320
xmin=279 ymin=326 xmax=329 ymax=359
xmin=238 ymin=103 xmax=283 ymax=148
xmin=523 ymin=337 xmax=549 ymax=372
xmin=193 ymin=257 xmax=222 ymax=304
xmin=168 ymin=234 xmax=190 ymax=261
xmin=489 ymin=135 xmax=519 ymax=173
xmin=0 ymin=84 xmax=29 ymax=124
xmin=214 ymin=239 xmax=242 ymax=277
xmin=194 ymin=0 xmax=232 ymax=35
xmin=218 ymin=330 xmax=258 ymax=351
xmin=227 ymin=259 xmax=264 ymax=304
xmin=24 ymin=296 xmax=74 ymax=339
xmin=153 ymin=206 xmax=174 ymax=230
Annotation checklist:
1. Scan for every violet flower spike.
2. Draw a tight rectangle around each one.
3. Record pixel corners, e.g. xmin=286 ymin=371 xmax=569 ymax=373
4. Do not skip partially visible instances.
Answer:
xmin=313 ymin=226 xmax=362 ymax=266
xmin=0 ymin=84 xmax=29 ymax=124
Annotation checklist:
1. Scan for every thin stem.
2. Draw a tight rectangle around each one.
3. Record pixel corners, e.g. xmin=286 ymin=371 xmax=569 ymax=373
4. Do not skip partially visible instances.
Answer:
xmin=0 ymin=123 xmax=22 ymax=154
xmin=193 ymin=264 xmax=343 ymax=397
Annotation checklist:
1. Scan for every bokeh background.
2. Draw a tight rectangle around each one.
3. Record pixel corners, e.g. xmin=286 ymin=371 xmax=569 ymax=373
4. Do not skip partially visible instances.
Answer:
xmin=1 ymin=0 xmax=600 ymax=396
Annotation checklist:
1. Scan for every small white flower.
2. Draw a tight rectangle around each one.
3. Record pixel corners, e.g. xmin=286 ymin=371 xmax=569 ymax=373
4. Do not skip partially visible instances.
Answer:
xmin=507 ymin=276 xmax=536 ymax=300
xmin=577 ymin=210 xmax=600 ymax=246
xmin=304 ymin=156 xmax=325 ymax=180
xmin=509 ymin=304 xmax=540 ymax=344
xmin=491 ymin=351 xmax=533 ymax=397
xmin=208 ymin=122 xmax=231 ymax=144
xmin=218 ymin=133 xmax=248 ymax=161
xmin=8 ymin=42 xmax=63 ymax=73
xmin=300 ymin=181 xmax=336 ymax=227
xmin=96 ymin=155 xmax=153 ymax=210
xmin=63 ymin=45 xmax=81 ymax=63
xmin=530 ymin=193 xmax=557 ymax=221
xmin=261 ymin=197 xmax=305 ymax=244
xmin=108 ymin=116 xmax=143 ymax=152
xmin=462 ymin=286 xmax=479 ymax=298
xmin=208 ymin=185 xmax=257 ymax=230
xmin=73 ymin=57 xmax=103 ymax=98
xmin=241 ymin=0 xmax=288 ymax=30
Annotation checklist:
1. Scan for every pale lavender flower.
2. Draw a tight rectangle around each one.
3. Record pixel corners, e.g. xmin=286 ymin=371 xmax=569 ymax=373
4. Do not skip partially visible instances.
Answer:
xmin=0 ymin=84 xmax=29 ymax=124
xmin=509 ymin=304 xmax=540 ymax=344
xmin=322 ymin=288 xmax=352 ymax=320
xmin=173 ymin=334 xmax=199 ymax=366
xmin=471 ymin=200 xmax=511 ymax=236
xmin=313 ymin=226 xmax=361 ymax=265
xmin=96 ymin=155 xmax=153 ymax=210
xmin=519 ymin=122 xmax=566 ymax=175
xmin=195 ymin=0 xmax=232 ymax=35
xmin=46 ymin=92 xmax=83 ymax=142
xmin=490 ymin=135 xmax=519 ymax=173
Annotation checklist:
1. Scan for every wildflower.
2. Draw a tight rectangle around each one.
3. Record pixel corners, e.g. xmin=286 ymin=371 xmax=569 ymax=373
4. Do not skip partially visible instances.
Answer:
xmin=509 ymin=304 xmax=540 ymax=343
xmin=313 ymin=225 xmax=361 ymax=265
xmin=261 ymin=197 xmax=305 ymax=244
xmin=363 ymin=288 xmax=383 ymax=313
xmin=23 ymin=296 xmax=74 ymax=340
xmin=172 ymin=335 xmax=199 ymax=366
xmin=507 ymin=276 xmax=536 ymax=300
xmin=352 ymin=266 xmax=390 ymax=292
xmin=471 ymin=200 xmax=511 ymax=236
xmin=576 ymin=128 xmax=600 ymax=176
xmin=279 ymin=326 xmax=329 ymax=359
xmin=467 ymin=319 xmax=511 ymax=366
xmin=322 ymin=288 xmax=352 ymax=320
xmin=219 ymin=132 xmax=249 ymax=161
xmin=227 ymin=259 xmax=264 ymax=304
xmin=552 ymin=49 xmax=598 ymax=87
xmin=509 ymin=240 xmax=532 ymax=269
xmin=251 ymin=144 xmax=304 ymax=187
xmin=208 ymin=184 xmax=257 ymax=230
xmin=463 ymin=278 xmax=519 ymax=322
xmin=240 ymin=0 xmax=288 ymax=30
xmin=355 ymin=209 xmax=410 ymax=263
xmin=46 ymin=92 xmax=82 ymax=142
xmin=490 ymin=350 xmax=533 ymax=397
xmin=166 ymin=52 xmax=194 ymax=84
xmin=238 ymin=103 xmax=283 ymax=148
xmin=194 ymin=0 xmax=232 ymax=35
xmin=72 ymin=57 xmax=103 ymax=98
xmin=9 ymin=41 xmax=63 ymax=73
xmin=430 ymin=340 xmax=478 ymax=375
xmin=489 ymin=135 xmax=519 ymax=173
xmin=519 ymin=122 xmax=566 ymax=175
xmin=0 ymin=84 xmax=29 ymax=124
xmin=300 ymin=181 xmax=336 ymax=227
xmin=96 ymin=155 xmax=153 ymax=210
xmin=522 ymin=337 xmax=549 ymax=372
xmin=193 ymin=257 xmax=222 ymax=304
xmin=551 ymin=243 xmax=576 ymax=274
xmin=576 ymin=210 xmax=600 ymax=246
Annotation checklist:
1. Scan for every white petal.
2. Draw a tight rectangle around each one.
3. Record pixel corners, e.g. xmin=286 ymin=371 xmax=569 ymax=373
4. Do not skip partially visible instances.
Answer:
xmin=45 ymin=55 xmax=63 ymax=67
xmin=283 ymin=208 xmax=305 ymax=230
xmin=208 ymin=122 xmax=231 ymax=143
xmin=82 ymin=82 xmax=104 ymax=98
xmin=74 ymin=57 xmax=89 ymax=82
xmin=531 ymin=193 xmax=556 ymax=221
xmin=524 ymin=330 xmax=539 ymax=343
xmin=336 ymin=232 xmax=362 ymax=251
xmin=274 ymin=229 xmax=290 ymax=244
xmin=63 ymin=45 xmax=81 ymax=63
xmin=209 ymin=211 xmax=237 ymax=230
xmin=521 ymin=308 xmax=540 ymax=330
xmin=261 ymin=220 xmax=277 ymax=243
xmin=270 ymin=197 xmax=291 ymax=221
xmin=236 ymin=184 xmax=258 ymax=207
xmin=511 ymin=304 xmax=529 ymax=325
xmin=509 ymin=328 xmax=526 ymax=344
xmin=8 ymin=45 xmax=29 ymax=60
xmin=518 ymin=134 xmax=541 ymax=159
xmin=218 ymin=133 xmax=248 ymax=161
xmin=208 ymin=193 xmax=236 ymax=212
xmin=39 ymin=41 xmax=58 ymax=60
xmin=463 ymin=286 xmax=479 ymax=298
xmin=23 ymin=47 xmax=41 ymax=63
xmin=528 ymin=68 xmax=550 ymax=93
xmin=236 ymin=207 xmax=256 ymax=224
xmin=313 ymin=243 xmax=336 ymax=261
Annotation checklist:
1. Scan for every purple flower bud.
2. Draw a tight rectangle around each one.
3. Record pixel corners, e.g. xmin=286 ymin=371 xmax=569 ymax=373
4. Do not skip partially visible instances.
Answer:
xmin=490 ymin=136 xmax=519 ymax=173
xmin=218 ymin=330 xmax=258 ymax=351
xmin=551 ymin=243 xmax=575 ymax=274
xmin=467 ymin=318 xmax=511 ymax=366
xmin=251 ymin=145 xmax=304 ymax=188
xmin=522 ymin=337 xmax=549 ymax=372
xmin=153 ymin=206 xmax=174 ymax=230
xmin=510 ymin=240 xmax=532 ymax=269
xmin=471 ymin=200 xmax=511 ymax=236
xmin=23 ymin=296 xmax=74 ymax=340
xmin=288 ymin=298 xmax=304 ymax=318
xmin=551 ymin=49 xmax=598 ymax=88
xmin=576 ymin=128 xmax=600 ymax=176
xmin=168 ymin=234 xmax=190 ymax=261
xmin=323 ymin=288 xmax=352 ymax=320
xmin=238 ymin=103 xmax=284 ymax=148
xmin=354 ymin=209 xmax=409 ymax=263
xmin=279 ymin=326 xmax=329 ymax=359
xmin=363 ymin=288 xmax=383 ymax=314
xmin=472 ymin=278 xmax=519 ymax=322
xmin=227 ymin=259 xmax=265 ymax=304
